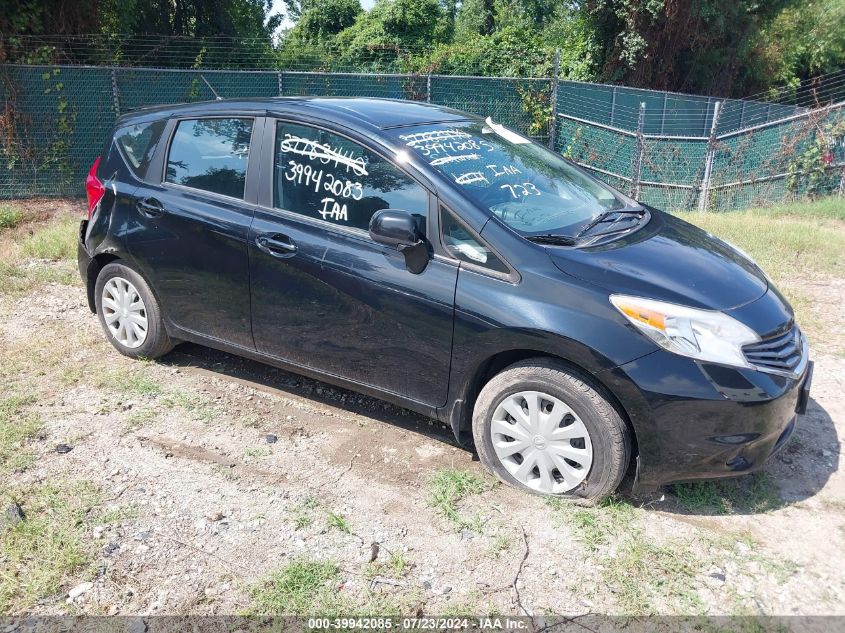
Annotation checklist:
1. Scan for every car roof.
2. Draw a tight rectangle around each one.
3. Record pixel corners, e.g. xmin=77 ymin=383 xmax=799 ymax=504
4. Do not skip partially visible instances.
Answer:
xmin=116 ymin=97 xmax=474 ymax=131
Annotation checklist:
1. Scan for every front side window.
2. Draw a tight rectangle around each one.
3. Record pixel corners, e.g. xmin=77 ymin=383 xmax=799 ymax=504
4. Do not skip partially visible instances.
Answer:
xmin=166 ymin=118 xmax=254 ymax=199
xmin=440 ymin=206 xmax=509 ymax=274
xmin=274 ymin=121 xmax=428 ymax=232
xmin=115 ymin=119 xmax=167 ymax=178
xmin=393 ymin=120 xmax=626 ymax=238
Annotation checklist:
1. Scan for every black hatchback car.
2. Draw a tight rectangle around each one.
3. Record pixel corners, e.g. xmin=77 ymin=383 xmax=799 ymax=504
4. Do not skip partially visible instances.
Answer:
xmin=78 ymin=97 xmax=812 ymax=502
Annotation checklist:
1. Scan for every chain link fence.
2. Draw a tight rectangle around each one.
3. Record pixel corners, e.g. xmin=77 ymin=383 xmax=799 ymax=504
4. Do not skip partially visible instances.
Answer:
xmin=2 ymin=62 xmax=844 ymax=210
xmin=559 ymin=100 xmax=845 ymax=211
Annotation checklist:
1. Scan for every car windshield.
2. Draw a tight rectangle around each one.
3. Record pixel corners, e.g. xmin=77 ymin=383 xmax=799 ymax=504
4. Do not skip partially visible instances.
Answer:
xmin=393 ymin=120 xmax=626 ymax=237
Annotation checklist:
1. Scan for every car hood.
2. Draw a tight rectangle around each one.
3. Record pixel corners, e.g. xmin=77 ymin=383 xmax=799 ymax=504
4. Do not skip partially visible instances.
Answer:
xmin=546 ymin=210 xmax=768 ymax=311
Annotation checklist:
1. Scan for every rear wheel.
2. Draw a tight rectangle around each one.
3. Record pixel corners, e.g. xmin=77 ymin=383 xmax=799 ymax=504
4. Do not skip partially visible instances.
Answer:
xmin=472 ymin=359 xmax=630 ymax=503
xmin=95 ymin=262 xmax=174 ymax=359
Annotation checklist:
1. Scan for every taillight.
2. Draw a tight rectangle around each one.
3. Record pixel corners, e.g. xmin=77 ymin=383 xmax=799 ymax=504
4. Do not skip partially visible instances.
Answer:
xmin=85 ymin=156 xmax=105 ymax=219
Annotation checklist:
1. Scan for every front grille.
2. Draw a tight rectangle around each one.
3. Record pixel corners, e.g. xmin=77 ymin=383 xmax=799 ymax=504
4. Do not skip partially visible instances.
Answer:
xmin=743 ymin=325 xmax=805 ymax=375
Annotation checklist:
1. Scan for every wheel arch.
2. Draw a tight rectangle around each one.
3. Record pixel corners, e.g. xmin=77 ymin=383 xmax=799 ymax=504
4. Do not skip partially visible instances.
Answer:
xmin=85 ymin=252 xmax=122 ymax=313
xmin=445 ymin=348 xmax=639 ymax=462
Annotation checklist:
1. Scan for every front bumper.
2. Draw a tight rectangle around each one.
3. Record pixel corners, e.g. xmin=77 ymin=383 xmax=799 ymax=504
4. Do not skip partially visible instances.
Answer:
xmin=601 ymin=349 xmax=812 ymax=488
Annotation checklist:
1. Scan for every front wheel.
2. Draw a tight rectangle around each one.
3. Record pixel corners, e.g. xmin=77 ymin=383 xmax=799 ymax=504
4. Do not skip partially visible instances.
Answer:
xmin=94 ymin=261 xmax=174 ymax=359
xmin=472 ymin=359 xmax=631 ymax=503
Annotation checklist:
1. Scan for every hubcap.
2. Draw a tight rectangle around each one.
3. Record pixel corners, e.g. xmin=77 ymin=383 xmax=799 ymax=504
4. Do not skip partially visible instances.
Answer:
xmin=490 ymin=390 xmax=593 ymax=494
xmin=102 ymin=277 xmax=148 ymax=349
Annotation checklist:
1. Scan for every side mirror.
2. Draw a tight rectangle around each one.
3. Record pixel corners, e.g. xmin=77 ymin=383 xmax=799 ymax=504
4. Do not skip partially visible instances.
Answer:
xmin=369 ymin=209 xmax=429 ymax=274
xmin=369 ymin=209 xmax=420 ymax=247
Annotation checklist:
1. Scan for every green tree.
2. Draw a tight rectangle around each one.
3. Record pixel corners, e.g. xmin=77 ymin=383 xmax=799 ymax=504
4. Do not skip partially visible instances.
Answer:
xmin=749 ymin=0 xmax=845 ymax=97
xmin=294 ymin=0 xmax=363 ymax=41
xmin=98 ymin=0 xmax=278 ymax=40
xmin=1 ymin=0 xmax=280 ymax=66
xmin=0 ymin=0 xmax=99 ymax=36
xmin=413 ymin=25 xmax=555 ymax=76
xmin=335 ymin=0 xmax=449 ymax=66
xmin=582 ymin=0 xmax=798 ymax=96
xmin=453 ymin=0 xmax=496 ymax=37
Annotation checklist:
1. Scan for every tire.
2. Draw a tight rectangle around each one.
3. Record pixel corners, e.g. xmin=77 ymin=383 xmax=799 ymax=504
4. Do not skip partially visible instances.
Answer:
xmin=472 ymin=358 xmax=630 ymax=504
xmin=94 ymin=261 xmax=174 ymax=359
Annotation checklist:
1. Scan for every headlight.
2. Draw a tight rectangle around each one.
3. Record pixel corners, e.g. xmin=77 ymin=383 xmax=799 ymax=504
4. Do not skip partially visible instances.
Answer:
xmin=610 ymin=295 xmax=760 ymax=368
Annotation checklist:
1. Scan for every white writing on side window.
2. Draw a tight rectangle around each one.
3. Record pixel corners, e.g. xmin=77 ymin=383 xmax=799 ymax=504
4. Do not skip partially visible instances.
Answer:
xmin=281 ymin=133 xmax=370 ymax=224
xmin=280 ymin=135 xmax=369 ymax=177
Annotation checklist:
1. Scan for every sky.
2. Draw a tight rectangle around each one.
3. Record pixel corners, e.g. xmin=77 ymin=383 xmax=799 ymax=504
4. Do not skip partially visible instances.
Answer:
xmin=271 ymin=0 xmax=377 ymax=31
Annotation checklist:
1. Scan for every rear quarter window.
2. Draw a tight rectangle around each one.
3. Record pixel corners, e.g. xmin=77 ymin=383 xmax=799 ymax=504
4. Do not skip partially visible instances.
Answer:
xmin=114 ymin=120 xmax=167 ymax=179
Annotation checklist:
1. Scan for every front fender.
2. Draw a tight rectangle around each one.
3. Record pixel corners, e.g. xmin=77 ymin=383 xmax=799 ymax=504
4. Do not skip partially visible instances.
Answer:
xmin=440 ymin=263 xmax=658 ymax=442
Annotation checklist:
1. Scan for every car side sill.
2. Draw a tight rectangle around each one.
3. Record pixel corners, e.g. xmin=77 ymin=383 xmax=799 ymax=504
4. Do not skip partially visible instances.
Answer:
xmin=165 ymin=324 xmax=444 ymax=423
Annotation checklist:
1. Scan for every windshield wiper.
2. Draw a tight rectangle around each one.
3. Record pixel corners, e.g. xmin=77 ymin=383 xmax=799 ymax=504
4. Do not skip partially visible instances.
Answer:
xmin=526 ymin=234 xmax=578 ymax=246
xmin=575 ymin=208 xmax=646 ymax=239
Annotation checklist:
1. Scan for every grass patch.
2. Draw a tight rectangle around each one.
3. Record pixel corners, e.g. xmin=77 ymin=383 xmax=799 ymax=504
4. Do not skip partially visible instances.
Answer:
xmin=428 ymin=468 xmax=490 ymax=530
xmin=364 ymin=550 xmax=408 ymax=581
xmin=125 ymin=406 xmax=157 ymax=431
xmin=97 ymin=504 xmax=140 ymax=525
xmin=18 ymin=216 xmax=78 ymax=261
xmin=0 ymin=213 xmax=80 ymax=295
xmin=160 ymin=388 xmax=216 ymax=422
xmin=680 ymin=206 xmax=845 ymax=281
xmin=0 ymin=206 xmax=24 ymax=230
xmin=250 ymin=559 xmax=342 ymax=615
xmin=385 ymin=551 xmax=407 ymax=577
xmin=250 ymin=559 xmax=422 ymax=616
xmin=672 ymin=472 xmax=784 ymax=515
xmin=604 ymin=537 xmax=704 ymax=615
xmin=0 ymin=395 xmax=42 ymax=474
xmin=567 ymin=495 xmax=635 ymax=551
xmin=739 ymin=197 xmax=845 ymax=221
xmin=105 ymin=371 xmax=163 ymax=397
xmin=292 ymin=496 xmax=318 ymax=531
xmin=294 ymin=514 xmax=313 ymax=530
xmin=94 ymin=371 xmax=216 ymax=422
xmin=0 ymin=259 xmax=77 ymax=295
xmin=749 ymin=553 xmax=799 ymax=584
xmin=550 ymin=495 xmax=705 ymax=614
xmin=488 ymin=531 xmax=512 ymax=556
xmin=326 ymin=512 xmax=351 ymax=534
xmin=0 ymin=480 xmax=100 ymax=613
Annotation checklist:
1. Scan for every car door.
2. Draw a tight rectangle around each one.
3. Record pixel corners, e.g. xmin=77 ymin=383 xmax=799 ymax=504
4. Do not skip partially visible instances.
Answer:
xmin=248 ymin=118 xmax=459 ymax=407
xmin=125 ymin=114 xmax=261 ymax=349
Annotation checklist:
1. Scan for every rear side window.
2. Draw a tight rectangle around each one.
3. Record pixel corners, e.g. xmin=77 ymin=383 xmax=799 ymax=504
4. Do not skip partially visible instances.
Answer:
xmin=166 ymin=118 xmax=254 ymax=199
xmin=274 ymin=121 xmax=429 ymax=232
xmin=115 ymin=120 xmax=166 ymax=178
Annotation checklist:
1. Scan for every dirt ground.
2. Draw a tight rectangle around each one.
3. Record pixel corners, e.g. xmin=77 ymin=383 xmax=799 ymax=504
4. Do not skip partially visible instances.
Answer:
xmin=1 ymin=200 xmax=844 ymax=618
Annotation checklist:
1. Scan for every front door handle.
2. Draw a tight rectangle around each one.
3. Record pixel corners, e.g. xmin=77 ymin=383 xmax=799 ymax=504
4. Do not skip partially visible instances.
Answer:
xmin=256 ymin=233 xmax=298 ymax=257
xmin=136 ymin=198 xmax=164 ymax=218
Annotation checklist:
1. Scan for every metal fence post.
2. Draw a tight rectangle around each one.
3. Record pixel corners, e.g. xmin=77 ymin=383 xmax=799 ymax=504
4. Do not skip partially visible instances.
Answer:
xmin=426 ymin=74 xmax=431 ymax=103
xmin=610 ymin=87 xmax=617 ymax=127
xmin=697 ymin=100 xmax=722 ymax=212
xmin=277 ymin=70 xmax=283 ymax=96
xmin=110 ymin=68 xmax=120 ymax=116
xmin=548 ymin=48 xmax=560 ymax=150
xmin=631 ymin=102 xmax=646 ymax=199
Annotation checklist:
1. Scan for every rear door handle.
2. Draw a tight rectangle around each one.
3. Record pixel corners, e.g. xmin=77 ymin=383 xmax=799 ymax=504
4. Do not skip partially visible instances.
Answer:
xmin=256 ymin=233 xmax=298 ymax=257
xmin=136 ymin=198 xmax=164 ymax=218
